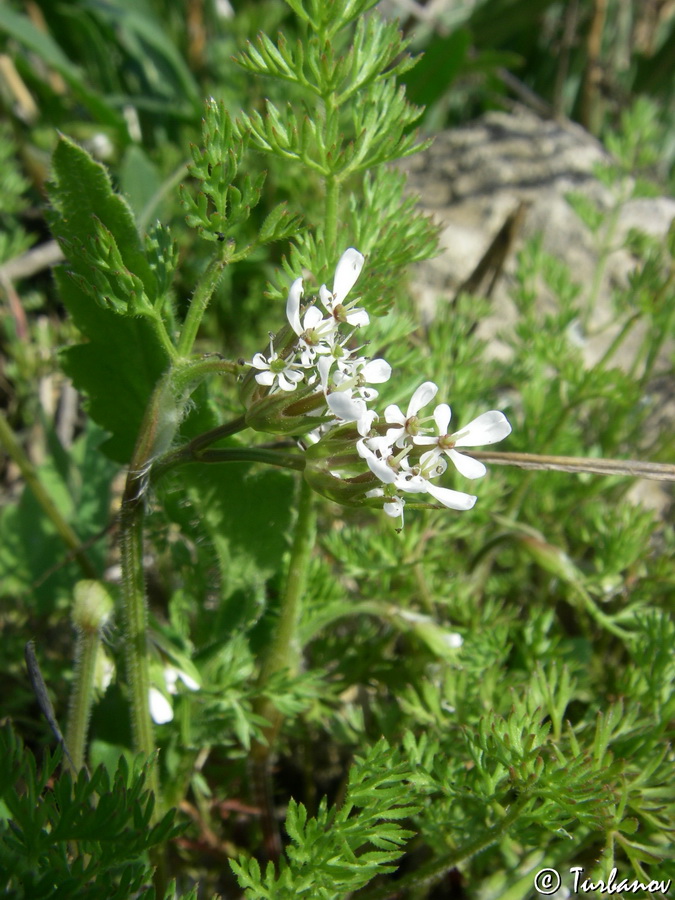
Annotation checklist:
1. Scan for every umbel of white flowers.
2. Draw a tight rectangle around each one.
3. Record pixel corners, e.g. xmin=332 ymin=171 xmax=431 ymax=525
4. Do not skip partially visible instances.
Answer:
xmin=246 ymin=249 xmax=511 ymax=526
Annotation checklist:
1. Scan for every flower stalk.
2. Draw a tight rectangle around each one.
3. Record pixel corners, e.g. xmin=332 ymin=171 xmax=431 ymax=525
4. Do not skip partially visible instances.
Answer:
xmin=66 ymin=581 xmax=114 ymax=772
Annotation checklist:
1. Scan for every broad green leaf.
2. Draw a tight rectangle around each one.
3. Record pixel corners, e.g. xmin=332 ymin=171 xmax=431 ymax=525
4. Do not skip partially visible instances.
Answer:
xmin=57 ymin=269 xmax=170 ymax=463
xmin=48 ymin=135 xmax=157 ymax=303
xmin=161 ymin=461 xmax=295 ymax=630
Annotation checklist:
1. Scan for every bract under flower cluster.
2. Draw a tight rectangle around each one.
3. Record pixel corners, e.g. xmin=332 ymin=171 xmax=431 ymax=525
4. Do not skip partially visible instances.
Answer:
xmin=246 ymin=249 xmax=512 ymax=525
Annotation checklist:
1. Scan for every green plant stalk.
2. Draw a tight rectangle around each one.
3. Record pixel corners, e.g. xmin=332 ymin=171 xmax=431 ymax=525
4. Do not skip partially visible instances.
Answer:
xmin=114 ymin=354 xmax=242 ymax=808
xmin=65 ymin=626 xmax=101 ymax=772
xmin=255 ymin=475 xmax=316 ymax=731
xmin=0 ymin=409 xmax=97 ymax=579
xmin=119 ymin=492 xmax=161 ymax=807
xmin=355 ymin=794 xmax=532 ymax=900
xmin=324 ymin=173 xmax=340 ymax=260
xmin=146 ymin=308 xmax=180 ymax=363
xmin=176 ymin=249 xmax=229 ymax=358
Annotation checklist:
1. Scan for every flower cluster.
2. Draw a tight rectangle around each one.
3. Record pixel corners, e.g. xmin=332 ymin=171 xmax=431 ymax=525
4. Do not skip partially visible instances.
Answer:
xmin=246 ymin=249 xmax=511 ymax=525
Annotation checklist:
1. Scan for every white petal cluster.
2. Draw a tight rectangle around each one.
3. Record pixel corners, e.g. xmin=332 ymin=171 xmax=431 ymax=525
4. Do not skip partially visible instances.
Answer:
xmin=246 ymin=248 xmax=512 ymax=526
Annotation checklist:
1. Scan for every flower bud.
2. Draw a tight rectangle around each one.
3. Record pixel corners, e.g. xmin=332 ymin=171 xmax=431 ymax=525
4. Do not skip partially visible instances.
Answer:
xmin=72 ymin=580 xmax=115 ymax=634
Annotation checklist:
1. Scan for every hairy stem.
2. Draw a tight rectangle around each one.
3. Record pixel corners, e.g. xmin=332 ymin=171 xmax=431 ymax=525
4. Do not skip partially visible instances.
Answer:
xmin=177 ymin=249 xmax=229 ymax=358
xmin=119 ymin=483 xmax=161 ymax=808
xmin=65 ymin=627 xmax=100 ymax=772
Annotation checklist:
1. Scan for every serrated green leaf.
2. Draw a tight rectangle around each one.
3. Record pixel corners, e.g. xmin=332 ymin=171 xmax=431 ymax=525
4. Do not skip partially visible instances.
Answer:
xmin=56 ymin=269 xmax=170 ymax=463
xmin=48 ymin=135 xmax=157 ymax=304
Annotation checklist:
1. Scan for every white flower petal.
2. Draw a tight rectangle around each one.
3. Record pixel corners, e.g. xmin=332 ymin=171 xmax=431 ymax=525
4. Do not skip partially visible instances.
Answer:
xmin=278 ymin=372 xmax=300 ymax=391
xmin=332 ymin=248 xmax=364 ymax=303
xmin=365 ymin=433 xmax=396 ymax=454
xmin=344 ymin=308 xmax=369 ymax=327
xmin=425 ymin=482 xmax=477 ymax=511
xmin=442 ymin=632 xmax=463 ymax=649
xmin=419 ymin=449 xmax=447 ymax=476
xmin=176 ymin=670 xmax=200 ymax=691
xmin=361 ymin=358 xmax=391 ymax=383
xmin=396 ymin=473 xmax=429 ymax=494
xmin=286 ymin=277 xmax=304 ymax=335
xmin=317 ymin=355 xmax=333 ymax=391
xmin=303 ymin=305 xmax=326 ymax=330
xmin=255 ymin=371 xmax=275 ymax=386
xmin=251 ymin=352 xmax=270 ymax=369
xmin=357 ymin=409 xmax=378 ymax=436
xmin=452 ymin=411 xmax=512 ymax=447
xmin=407 ymin=381 xmax=438 ymax=416
xmin=384 ymin=404 xmax=406 ymax=425
xmin=319 ymin=284 xmax=333 ymax=313
xmin=149 ymin=688 xmax=173 ymax=724
xmin=327 ymin=391 xmax=363 ymax=421
xmin=357 ymin=440 xmax=397 ymax=483
xmin=447 ymin=449 xmax=487 ymax=479
xmin=434 ymin=403 xmax=452 ymax=434
xmin=383 ymin=497 xmax=405 ymax=518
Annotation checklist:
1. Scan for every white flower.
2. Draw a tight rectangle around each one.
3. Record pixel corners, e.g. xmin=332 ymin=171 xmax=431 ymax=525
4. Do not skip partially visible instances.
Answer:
xmin=366 ymin=485 xmax=407 ymax=524
xmin=333 ymin=356 xmax=392 ymax=401
xmin=286 ymin=276 xmax=336 ymax=365
xmin=319 ymin=248 xmax=369 ymax=327
xmin=164 ymin=665 xmax=200 ymax=693
xmin=149 ymin=664 xmax=200 ymax=724
xmin=382 ymin=381 xmax=438 ymax=449
xmin=250 ymin=336 xmax=306 ymax=392
xmin=415 ymin=406 xmax=512 ymax=479
xmin=149 ymin=687 xmax=174 ymax=724
xmin=327 ymin=390 xmax=377 ymax=436
xmin=358 ymin=439 xmax=477 ymax=512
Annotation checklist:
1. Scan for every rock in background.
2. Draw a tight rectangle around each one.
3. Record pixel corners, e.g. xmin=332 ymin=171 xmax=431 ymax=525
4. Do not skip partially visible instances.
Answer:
xmin=402 ymin=108 xmax=675 ymax=368
xmin=401 ymin=108 xmax=675 ymax=510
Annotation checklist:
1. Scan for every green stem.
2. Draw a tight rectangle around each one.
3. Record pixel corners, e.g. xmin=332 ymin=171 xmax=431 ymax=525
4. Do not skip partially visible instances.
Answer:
xmin=152 ymin=441 xmax=305 ymax=485
xmin=119 ymin=487 xmax=161 ymax=808
xmin=258 ymin=475 xmax=316 ymax=699
xmin=147 ymin=310 xmax=179 ymax=363
xmin=66 ymin=628 xmax=100 ymax=772
xmin=177 ymin=250 xmax=229 ymax=358
xmin=324 ymin=174 xmax=340 ymax=260
xmin=0 ymin=409 xmax=98 ymax=579
xmin=181 ymin=414 xmax=248 ymax=454
xmin=355 ymin=794 xmax=532 ymax=900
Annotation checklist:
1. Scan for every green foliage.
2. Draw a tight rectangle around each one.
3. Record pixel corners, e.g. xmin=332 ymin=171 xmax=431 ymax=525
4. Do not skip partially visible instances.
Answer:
xmin=231 ymin=738 xmax=418 ymax=898
xmin=48 ymin=136 xmax=160 ymax=316
xmin=180 ymin=100 xmax=303 ymax=249
xmin=1 ymin=1 xmax=673 ymax=898
xmin=0 ymin=724 xmax=181 ymax=900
